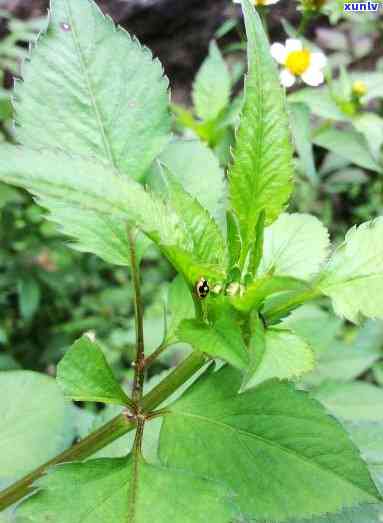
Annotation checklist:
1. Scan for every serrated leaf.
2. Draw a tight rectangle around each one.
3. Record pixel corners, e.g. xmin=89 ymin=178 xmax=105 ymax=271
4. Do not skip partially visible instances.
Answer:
xmin=0 ymin=371 xmax=74 ymax=482
xmin=244 ymin=327 xmax=315 ymax=389
xmin=226 ymin=210 xmax=242 ymax=270
xmin=16 ymin=457 xmax=236 ymax=523
xmin=314 ymin=129 xmax=381 ymax=173
xmin=317 ymin=218 xmax=383 ymax=323
xmin=258 ymin=213 xmax=330 ymax=280
xmin=57 ymin=336 xmax=130 ymax=405
xmin=14 ymin=0 xmax=170 ymax=181
xmin=160 ymin=366 xmax=380 ymax=522
xmin=0 ymin=145 xmax=224 ymax=284
xmin=159 ymin=166 xmax=227 ymax=270
xmin=147 ymin=139 xmax=226 ymax=223
xmin=177 ymin=317 xmax=249 ymax=370
xmin=229 ymin=0 xmax=294 ymax=260
xmin=192 ymin=41 xmax=231 ymax=122
xmin=282 ymin=304 xmax=343 ymax=354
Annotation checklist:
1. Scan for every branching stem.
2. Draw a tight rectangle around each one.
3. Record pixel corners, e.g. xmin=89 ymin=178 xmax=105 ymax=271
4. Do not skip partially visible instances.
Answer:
xmin=0 ymin=351 xmax=207 ymax=511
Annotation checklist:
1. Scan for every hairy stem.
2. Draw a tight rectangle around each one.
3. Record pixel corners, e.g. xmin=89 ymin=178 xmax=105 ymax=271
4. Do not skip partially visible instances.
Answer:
xmin=0 ymin=351 xmax=207 ymax=511
xmin=127 ymin=227 xmax=145 ymax=404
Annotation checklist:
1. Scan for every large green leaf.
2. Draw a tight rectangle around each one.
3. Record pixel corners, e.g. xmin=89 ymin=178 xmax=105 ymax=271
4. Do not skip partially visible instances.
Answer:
xmin=16 ymin=457 xmax=236 ymax=522
xmin=165 ymin=275 xmax=195 ymax=344
xmin=192 ymin=41 xmax=231 ymax=122
xmin=0 ymin=371 xmax=74 ymax=482
xmin=0 ymin=145 xmax=224 ymax=284
xmin=14 ymin=0 xmax=170 ymax=181
xmin=57 ymin=335 xmax=131 ymax=405
xmin=229 ymin=0 xmax=294 ymax=259
xmin=160 ymin=366 xmax=380 ymax=522
xmin=177 ymin=317 xmax=249 ymax=370
xmin=244 ymin=327 xmax=315 ymax=388
xmin=317 ymin=218 xmax=383 ymax=323
xmin=258 ymin=213 xmax=330 ymax=280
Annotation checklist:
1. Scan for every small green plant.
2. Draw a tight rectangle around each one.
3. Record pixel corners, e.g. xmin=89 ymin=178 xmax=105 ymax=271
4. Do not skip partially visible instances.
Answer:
xmin=1 ymin=0 xmax=383 ymax=521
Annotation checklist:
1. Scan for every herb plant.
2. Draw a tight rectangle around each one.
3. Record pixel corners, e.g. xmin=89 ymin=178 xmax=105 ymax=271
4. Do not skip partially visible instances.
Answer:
xmin=1 ymin=0 xmax=383 ymax=521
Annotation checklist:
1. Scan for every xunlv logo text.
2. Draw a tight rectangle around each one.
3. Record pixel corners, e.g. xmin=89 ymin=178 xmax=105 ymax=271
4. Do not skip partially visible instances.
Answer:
xmin=344 ymin=2 xmax=382 ymax=10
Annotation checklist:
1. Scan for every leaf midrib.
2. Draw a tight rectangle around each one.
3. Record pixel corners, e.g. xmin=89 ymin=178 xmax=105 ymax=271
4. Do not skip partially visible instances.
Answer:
xmin=63 ymin=0 xmax=116 ymax=168
xmin=168 ymin=410 xmax=376 ymax=499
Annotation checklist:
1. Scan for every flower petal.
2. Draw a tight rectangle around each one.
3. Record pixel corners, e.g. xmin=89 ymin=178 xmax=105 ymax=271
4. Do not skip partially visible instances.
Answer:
xmin=270 ymin=43 xmax=287 ymax=65
xmin=265 ymin=0 xmax=280 ymax=4
xmin=285 ymin=39 xmax=303 ymax=53
xmin=301 ymin=66 xmax=324 ymax=87
xmin=310 ymin=52 xmax=327 ymax=70
xmin=280 ymin=69 xmax=296 ymax=88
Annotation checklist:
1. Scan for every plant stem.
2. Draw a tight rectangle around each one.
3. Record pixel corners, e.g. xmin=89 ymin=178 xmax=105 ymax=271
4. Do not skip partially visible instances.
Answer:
xmin=127 ymin=227 xmax=145 ymax=404
xmin=0 ymin=413 xmax=134 ymax=511
xmin=144 ymin=342 xmax=168 ymax=368
xmin=0 ymin=351 xmax=207 ymax=511
xmin=298 ymin=13 xmax=311 ymax=35
xmin=256 ymin=6 xmax=269 ymax=40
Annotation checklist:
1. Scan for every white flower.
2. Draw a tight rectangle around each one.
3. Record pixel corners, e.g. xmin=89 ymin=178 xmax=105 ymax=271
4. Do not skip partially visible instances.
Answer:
xmin=233 ymin=0 xmax=280 ymax=5
xmin=270 ymin=38 xmax=327 ymax=88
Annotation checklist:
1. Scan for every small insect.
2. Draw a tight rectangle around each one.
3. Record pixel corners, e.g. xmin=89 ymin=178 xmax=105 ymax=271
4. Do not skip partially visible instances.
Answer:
xmin=195 ymin=277 xmax=210 ymax=299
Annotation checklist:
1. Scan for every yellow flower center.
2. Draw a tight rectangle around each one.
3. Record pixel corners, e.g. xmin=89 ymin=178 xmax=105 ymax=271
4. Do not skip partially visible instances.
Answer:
xmin=254 ymin=0 xmax=266 ymax=4
xmin=285 ymin=49 xmax=311 ymax=76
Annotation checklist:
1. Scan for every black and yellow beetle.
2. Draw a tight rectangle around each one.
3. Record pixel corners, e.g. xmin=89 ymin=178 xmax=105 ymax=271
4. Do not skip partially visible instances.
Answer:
xmin=195 ymin=277 xmax=210 ymax=299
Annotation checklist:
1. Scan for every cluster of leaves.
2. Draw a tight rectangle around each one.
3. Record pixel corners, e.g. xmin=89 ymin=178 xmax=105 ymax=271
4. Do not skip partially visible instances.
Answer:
xmin=1 ymin=0 xmax=383 ymax=522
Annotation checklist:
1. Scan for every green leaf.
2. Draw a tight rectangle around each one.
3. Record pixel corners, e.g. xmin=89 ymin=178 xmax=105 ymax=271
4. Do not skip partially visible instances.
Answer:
xmin=258 ymin=213 xmax=330 ymax=280
xmin=160 ymin=366 xmax=380 ymax=521
xmin=147 ymin=139 xmax=226 ymax=222
xmin=0 ymin=371 xmax=74 ymax=482
xmin=301 ymin=319 xmax=383 ymax=387
xmin=17 ymin=457 xmax=236 ymax=522
xmin=228 ymin=0 xmax=294 ymax=260
xmin=57 ymin=335 xmax=130 ymax=405
xmin=353 ymin=113 xmax=383 ymax=163
xmin=17 ymin=276 xmax=41 ymax=321
xmin=317 ymin=218 xmax=383 ymax=323
xmin=159 ymin=166 xmax=227 ymax=271
xmin=314 ymin=129 xmax=381 ymax=173
xmin=166 ymin=275 xmax=195 ymax=344
xmin=289 ymin=102 xmax=317 ymax=182
xmin=0 ymin=145 xmax=224 ymax=284
xmin=282 ymin=304 xmax=343 ymax=354
xmin=177 ymin=317 xmax=249 ymax=370
xmin=248 ymin=209 xmax=265 ymax=275
xmin=244 ymin=327 xmax=315 ymax=388
xmin=289 ymin=87 xmax=349 ymax=122
xmin=192 ymin=41 xmax=231 ymax=122
xmin=14 ymin=0 xmax=170 ymax=181
xmin=230 ymin=274 xmax=309 ymax=313
xmin=313 ymin=381 xmax=383 ymax=423
xmin=226 ymin=210 xmax=242 ymax=270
